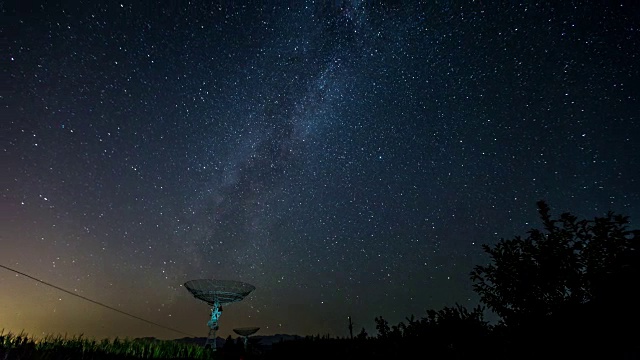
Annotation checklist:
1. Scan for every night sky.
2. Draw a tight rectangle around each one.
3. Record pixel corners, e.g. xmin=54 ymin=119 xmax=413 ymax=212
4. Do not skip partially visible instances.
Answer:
xmin=3 ymin=1 xmax=639 ymax=340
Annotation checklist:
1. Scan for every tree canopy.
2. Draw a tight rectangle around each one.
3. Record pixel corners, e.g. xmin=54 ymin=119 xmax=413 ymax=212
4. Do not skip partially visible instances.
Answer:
xmin=470 ymin=200 xmax=639 ymax=328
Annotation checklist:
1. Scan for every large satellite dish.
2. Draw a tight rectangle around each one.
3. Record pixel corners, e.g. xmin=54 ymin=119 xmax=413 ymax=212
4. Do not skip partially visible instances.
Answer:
xmin=233 ymin=327 xmax=260 ymax=350
xmin=184 ymin=279 xmax=255 ymax=350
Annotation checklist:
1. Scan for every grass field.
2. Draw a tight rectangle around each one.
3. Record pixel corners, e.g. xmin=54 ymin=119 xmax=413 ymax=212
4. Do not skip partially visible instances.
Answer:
xmin=0 ymin=330 xmax=215 ymax=360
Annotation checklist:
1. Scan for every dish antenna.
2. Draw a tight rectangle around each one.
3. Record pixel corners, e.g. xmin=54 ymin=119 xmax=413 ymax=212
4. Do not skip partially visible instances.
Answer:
xmin=184 ymin=279 xmax=255 ymax=350
xmin=233 ymin=327 xmax=260 ymax=350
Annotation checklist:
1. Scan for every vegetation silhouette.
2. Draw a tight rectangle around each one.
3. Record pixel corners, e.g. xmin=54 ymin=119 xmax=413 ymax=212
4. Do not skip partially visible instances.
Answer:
xmin=471 ymin=200 xmax=639 ymax=358
xmin=2 ymin=201 xmax=638 ymax=359
xmin=264 ymin=201 xmax=639 ymax=359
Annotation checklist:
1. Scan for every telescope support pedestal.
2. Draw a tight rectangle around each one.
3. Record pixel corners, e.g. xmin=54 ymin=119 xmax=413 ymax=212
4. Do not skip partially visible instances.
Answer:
xmin=205 ymin=299 xmax=222 ymax=351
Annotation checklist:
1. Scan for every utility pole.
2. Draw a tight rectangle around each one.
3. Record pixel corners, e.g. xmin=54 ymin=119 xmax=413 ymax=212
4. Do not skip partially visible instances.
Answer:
xmin=348 ymin=316 xmax=354 ymax=340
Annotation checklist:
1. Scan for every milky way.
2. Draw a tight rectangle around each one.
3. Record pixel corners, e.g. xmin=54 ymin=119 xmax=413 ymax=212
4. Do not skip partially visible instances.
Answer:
xmin=3 ymin=1 xmax=639 ymax=339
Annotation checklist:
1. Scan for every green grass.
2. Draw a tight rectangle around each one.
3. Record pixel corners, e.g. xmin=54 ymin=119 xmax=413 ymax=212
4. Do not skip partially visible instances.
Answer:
xmin=0 ymin=329 xmax=215 ymax=359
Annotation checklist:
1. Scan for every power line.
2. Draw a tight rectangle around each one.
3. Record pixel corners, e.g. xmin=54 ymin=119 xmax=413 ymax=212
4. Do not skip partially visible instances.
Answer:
xmin=0 ymin=264 xmax=196 ymax=338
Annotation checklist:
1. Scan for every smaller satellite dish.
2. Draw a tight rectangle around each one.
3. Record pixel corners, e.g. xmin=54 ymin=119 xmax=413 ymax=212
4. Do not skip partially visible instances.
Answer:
xmin=233 ymin=327 xmax=260 ymax=349
xmin=233 ymin=327 xmax=260 ymax=337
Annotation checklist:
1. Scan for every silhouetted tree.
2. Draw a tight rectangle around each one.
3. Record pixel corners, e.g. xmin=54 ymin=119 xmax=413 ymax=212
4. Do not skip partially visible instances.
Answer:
xmin=374 ymin=316 xmax=390 ymax=339
xmin=389 ymin=322 xmax=404 ymax=340
xmin=471 ymin=200 xmax=639 ymax=358
xmin=356 ymin=327 xmax=368 ymax=340
xmin=471 ymin=200 xmax=637 ymax=326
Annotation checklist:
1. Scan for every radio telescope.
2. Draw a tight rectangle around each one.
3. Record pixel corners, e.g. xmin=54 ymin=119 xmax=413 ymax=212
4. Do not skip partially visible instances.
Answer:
xmin=233 ymin=327 xmax=260 ymax=349
xmin=184 ymin=279 xmax=255 ymax=350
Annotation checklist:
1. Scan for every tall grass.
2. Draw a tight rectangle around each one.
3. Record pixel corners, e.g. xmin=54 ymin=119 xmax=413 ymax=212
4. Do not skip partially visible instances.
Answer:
xmin=0 ymin=329 xmax=215 ymax=359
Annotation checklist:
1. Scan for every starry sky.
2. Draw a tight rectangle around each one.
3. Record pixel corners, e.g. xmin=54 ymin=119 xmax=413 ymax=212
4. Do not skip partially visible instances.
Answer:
xmin=2 ymin=1 xmax=639 ymax=340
